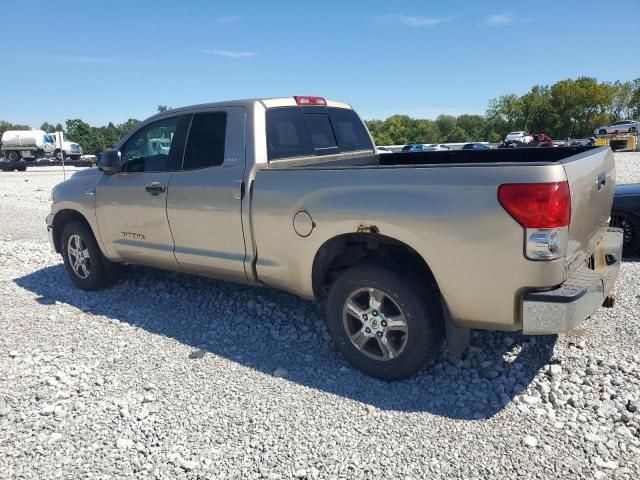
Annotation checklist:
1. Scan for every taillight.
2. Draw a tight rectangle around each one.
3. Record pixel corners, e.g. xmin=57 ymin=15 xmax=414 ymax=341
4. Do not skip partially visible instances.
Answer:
xmin=294 ymin=96 xmax=327 ymax=106
xmin=498 ymin=181 xmax=571 ymax=228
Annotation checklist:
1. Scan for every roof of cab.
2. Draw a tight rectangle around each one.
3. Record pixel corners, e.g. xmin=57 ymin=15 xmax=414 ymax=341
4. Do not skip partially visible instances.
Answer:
xmin=146 ymin=97 xmax=352 ymax=123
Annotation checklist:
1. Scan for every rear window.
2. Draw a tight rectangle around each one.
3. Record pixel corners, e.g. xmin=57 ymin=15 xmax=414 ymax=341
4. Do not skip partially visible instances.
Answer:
xmin=267 ymin=107 xmax=373 ymax=161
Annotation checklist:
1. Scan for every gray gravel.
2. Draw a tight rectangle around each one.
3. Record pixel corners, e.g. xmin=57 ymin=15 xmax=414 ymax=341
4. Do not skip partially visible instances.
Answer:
xmin=1 ymin=155 xmax=639 ymax=479
xmin=613 ymin=152 xmax=640 ymax=185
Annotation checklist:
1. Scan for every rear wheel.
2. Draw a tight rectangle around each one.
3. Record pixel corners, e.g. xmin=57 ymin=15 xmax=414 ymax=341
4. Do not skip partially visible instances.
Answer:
xmin=7 ymin=151 xmax=20 ymax=161
xmin=599 ymin=129 xmax=607 ymax=135
xmin=611 ymin=211 xmax=640 ymax=257
xmin=326 ymin=264 xmax=444 ymax=380
xmin=61 ymin=221 xmax=115 ymax=290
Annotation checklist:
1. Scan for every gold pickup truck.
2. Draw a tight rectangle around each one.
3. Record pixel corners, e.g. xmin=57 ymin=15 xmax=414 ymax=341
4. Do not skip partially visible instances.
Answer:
xmin=46 ymin=96 xmax=623 ymax=380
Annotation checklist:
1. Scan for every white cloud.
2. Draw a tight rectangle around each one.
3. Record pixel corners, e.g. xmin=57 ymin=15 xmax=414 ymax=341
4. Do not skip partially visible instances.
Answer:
xmin=485 ymin=14 xmax=514 ymax=27
xmin=374 ymin=14 xmax=459 ymax=28
xmin=202 ymin=49 xmax=257 ymax=58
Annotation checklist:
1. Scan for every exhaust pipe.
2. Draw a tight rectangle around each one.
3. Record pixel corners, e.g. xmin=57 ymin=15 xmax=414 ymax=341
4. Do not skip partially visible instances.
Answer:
xmin=603 ymin=294 xmax=615 ymax=308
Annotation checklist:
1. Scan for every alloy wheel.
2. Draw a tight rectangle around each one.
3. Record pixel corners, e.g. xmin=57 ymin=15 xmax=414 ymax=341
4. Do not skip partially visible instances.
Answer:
xmin=342 ymin=287 xmax=409 ymax=361
xmin=67 ymin=234 xmax=91 ymax=279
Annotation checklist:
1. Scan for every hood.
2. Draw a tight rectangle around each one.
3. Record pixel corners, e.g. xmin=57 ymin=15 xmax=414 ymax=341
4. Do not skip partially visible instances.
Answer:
xmin=71 ymin=166 xmax=100 ymax=178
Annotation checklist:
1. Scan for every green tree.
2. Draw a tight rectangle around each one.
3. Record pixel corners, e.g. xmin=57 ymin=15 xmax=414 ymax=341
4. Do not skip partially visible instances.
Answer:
xmin=610 ymin=81 xmax=635 ymax=120
xmin=550 ymin=77 xmax=614 ymax=137
xmin=40 ymin=122 xmax=58 ymax=133
xmin=435 ymin=115 xmax=457 ymax=139
xmin=626 ymin=78 xmax=640 ymax=119
xmin=520 ymin=85 xmax=554 ymax=134
xmin=445 ymin=126 xmax=470 ymax=143
xmin=456 ymin=114 xmax=486 ymax=140
xmin=486 ymin=94 xmax=524 ymax=139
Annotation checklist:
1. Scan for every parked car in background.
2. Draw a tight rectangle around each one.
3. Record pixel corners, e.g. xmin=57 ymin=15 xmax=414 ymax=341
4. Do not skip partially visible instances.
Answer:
xmin=611 ymin=183 xmax=640 ymax=256
xmin=594 ymin=120 xmax=639 ymax=136
xmin=46 ymin=95 xmax=623 ymax=380
xmin=462 ymin=143 xmax=490 ymax=150
xmin=0 ymin=158 xmax=28 ymax=171
xmin=505 ymin=131 xmax=532 ymax=143
xmin=401 ymin=144 xmax=429 ymax=152
xmin=426 ymin=144 xmax=450 ymax=151
xmin=375 ymin=146 xmax=393 ymax=154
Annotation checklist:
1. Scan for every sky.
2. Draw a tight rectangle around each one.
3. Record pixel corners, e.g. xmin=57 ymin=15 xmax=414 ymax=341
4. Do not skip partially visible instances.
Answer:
xmin=2 ymin=0 xmax=639 ymax=127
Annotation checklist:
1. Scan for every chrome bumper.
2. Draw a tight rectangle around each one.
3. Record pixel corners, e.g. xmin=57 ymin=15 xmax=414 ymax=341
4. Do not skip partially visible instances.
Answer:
xmin=522 ymin=228 xmax=623 ymax=335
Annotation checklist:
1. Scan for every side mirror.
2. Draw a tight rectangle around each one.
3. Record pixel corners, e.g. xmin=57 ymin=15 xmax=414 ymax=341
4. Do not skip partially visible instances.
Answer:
xmin=99 ymin=150 xmax=122 ymax=174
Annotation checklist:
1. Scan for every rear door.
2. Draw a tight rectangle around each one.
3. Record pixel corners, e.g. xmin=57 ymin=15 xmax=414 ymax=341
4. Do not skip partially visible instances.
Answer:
xmin=562 ymin=147 xmax=616 ymax=275
xmin=166 ymin=107 xmax=247 ymax=282
xmin=95 ymin=115 xmax=188 ymax=268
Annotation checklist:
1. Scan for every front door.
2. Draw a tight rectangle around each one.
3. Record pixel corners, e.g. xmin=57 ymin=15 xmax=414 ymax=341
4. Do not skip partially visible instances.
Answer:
xmin=167 ymin=107 xmax=247 ymax=282
xmin=95 ymin=114 xmax=188 ymax=268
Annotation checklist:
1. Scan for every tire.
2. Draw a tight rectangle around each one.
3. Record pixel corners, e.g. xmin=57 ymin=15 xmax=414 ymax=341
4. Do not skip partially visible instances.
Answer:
xmin=326 ymin=264 xmax=444 ymax=381
xmin=69 ymin=155 xmax=81 ymax=161
xmin=55 ymin=149 xmax=65 ymax=161
xmin=611 ymin=211 xmax=640 ymax=257
xmin=60 ymin=221 xmax=115 ymax=290
xmin=599 ymin=129 xmax=607 ymax=135
xmin=17 ymin=165 xmax=26 ymax=172
xmin=7 ymin=151 xmax=20 ymax=161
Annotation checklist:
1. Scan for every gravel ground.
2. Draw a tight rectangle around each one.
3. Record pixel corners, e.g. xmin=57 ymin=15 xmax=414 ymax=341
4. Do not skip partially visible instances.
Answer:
xmin=614 ymin=152 xmax=640 ymax=185
xmin=1 ymin=154 xmax=639 ymax=479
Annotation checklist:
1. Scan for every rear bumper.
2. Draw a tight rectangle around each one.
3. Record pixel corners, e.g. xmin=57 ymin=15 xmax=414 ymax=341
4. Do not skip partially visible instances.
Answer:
xmin=522 ymin=228 xmax=623 ymax=335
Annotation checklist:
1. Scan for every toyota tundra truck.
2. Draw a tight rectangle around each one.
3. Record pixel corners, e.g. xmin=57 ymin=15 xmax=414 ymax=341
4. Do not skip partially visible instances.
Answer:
xmin=46 ymin=96 xmax=623 ymax=380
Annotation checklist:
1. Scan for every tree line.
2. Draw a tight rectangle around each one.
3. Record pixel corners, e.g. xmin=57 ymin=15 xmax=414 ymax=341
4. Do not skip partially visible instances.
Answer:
xmin=1 ymin=79 xmax=640 ymax=154
xmin=367 ymin=77 xmax=640 ymax=145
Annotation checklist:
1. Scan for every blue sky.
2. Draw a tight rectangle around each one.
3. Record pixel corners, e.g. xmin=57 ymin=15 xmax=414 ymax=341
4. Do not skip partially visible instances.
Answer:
xmin=2 ymin=0 xmax=639 ymax=126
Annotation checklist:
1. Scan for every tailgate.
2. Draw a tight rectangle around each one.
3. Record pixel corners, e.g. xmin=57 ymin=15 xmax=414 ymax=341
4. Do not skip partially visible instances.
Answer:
xmin=562 ymin=147 xmax=616 ymax=277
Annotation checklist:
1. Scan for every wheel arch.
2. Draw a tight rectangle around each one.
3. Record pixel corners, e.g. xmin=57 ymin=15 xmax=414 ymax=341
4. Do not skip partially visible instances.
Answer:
xmin=311 ymin=232 xmax=441 ymax=301
xmin=51 ymin=209 xmax=95 ymax=253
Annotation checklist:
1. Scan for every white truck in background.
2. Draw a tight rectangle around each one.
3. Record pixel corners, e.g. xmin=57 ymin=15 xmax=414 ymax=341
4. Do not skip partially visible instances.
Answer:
xmin=1 ymin=130 xmax=82 ymax=162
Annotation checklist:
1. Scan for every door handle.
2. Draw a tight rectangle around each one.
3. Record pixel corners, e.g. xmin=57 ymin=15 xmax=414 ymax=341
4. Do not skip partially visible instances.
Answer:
xmin=596 ymin=173 xmax=606 ymax=191
xmin=145 ymin=182 xmax=166 ymax=195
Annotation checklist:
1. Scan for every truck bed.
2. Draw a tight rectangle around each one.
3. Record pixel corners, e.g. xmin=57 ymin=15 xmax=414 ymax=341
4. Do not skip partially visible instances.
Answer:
xmin=266 ymin=146 xmax=596 ymax=169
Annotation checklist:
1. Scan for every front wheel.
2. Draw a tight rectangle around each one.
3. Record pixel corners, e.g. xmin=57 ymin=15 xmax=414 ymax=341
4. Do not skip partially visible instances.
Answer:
xmin=598 ymin=129 xmax=607 ymax=135
xmin=61 ymin=221 xmax=115 ymax=290
xmin=326 ymin=264 xmax=444 ymax=380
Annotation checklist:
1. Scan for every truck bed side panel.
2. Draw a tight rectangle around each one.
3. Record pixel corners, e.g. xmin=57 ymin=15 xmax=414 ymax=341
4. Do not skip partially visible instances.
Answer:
xmin=252 ymin=163 xmax=569 ymax=330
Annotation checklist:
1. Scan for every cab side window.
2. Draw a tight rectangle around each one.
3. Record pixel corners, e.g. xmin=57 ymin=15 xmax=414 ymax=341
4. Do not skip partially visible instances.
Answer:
xmin=183 ymin=112 xmax=227 ymax=170
xmin=120 ymin=116 xmax=182 ymax=172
